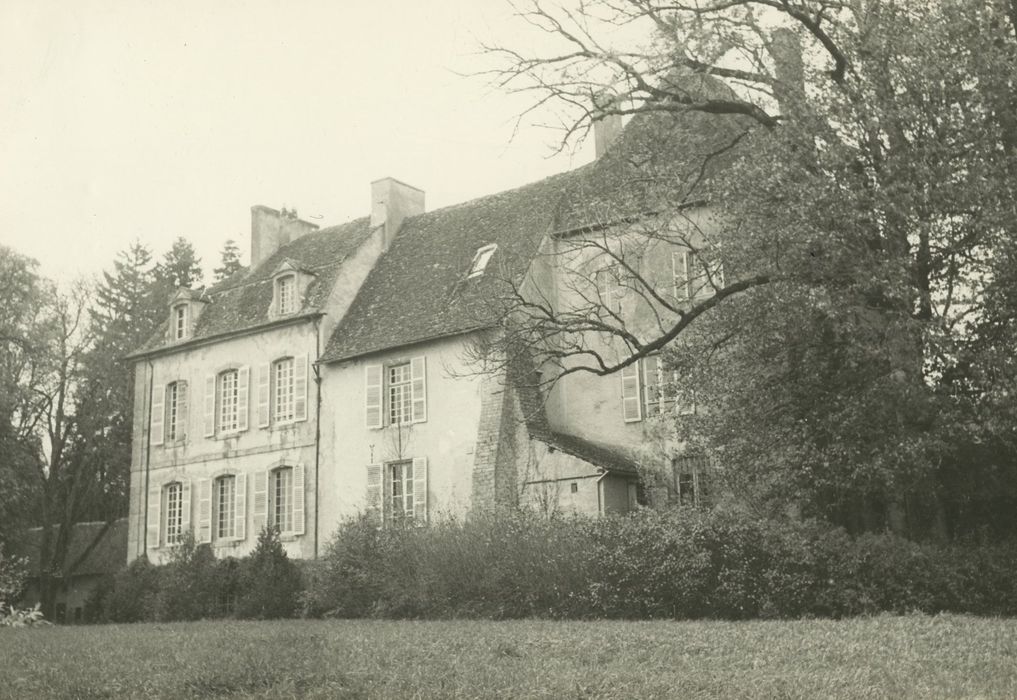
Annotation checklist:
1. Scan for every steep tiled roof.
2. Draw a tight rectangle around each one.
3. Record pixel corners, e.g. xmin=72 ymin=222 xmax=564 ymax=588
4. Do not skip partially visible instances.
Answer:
xmin=322 ymin=86 xmax=747 ymax=363
xmin=132 ymin=217 xmax=372 ymax=356
xmin=16 ymin=519 xmax=128 ymax=578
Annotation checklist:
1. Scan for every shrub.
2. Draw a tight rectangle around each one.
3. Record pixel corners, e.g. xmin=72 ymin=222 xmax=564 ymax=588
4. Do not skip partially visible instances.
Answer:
xmin=0 ymin=602 xmax=48 ymax=627
xmin=102 ymin=556 xmax=161 ymax=623
xmin=235 ymin=527 xmax=302 ymax=619
xmin=0 ymin=542 xmax=27 ymax=606
xmin=151 ymin=533 xmax=220 ymax=621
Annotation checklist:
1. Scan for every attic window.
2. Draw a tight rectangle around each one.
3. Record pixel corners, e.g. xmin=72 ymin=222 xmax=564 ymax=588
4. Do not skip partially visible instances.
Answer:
xmin=173 ymin=304 xmax=189 ymax=340
xmin=277 ymin=275 xmax=296 ymax=314
xmin=468 ymin=244 xmax=498 ymax=278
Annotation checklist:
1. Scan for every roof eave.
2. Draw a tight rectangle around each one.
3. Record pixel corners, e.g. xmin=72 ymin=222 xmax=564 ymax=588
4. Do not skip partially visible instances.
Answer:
xmin=319 ymin=324 xmax=494 ymax=365
xmin=124 ymin=311 xmax=324 ymax=363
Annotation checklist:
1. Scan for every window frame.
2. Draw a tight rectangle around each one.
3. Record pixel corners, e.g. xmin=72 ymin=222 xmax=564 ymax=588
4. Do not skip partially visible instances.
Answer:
xmin=387 ymin=460 xmax=415 ymax=523
xmin=276 ymin=274 xmax=297 ymax=315
xmin=218 ymin=369 xmax=240 ymax=434
xmin=387 ymin=362 xmax=413 ymax=426
xmin=173 ymin=304 xmax=189 ymax=340
xmin=272 ymin=357 xmax=296 ymax=424
xmin=467 ymin=244 xmax=498 ymax=278
xmin=163 ymin=481 xmax=184 ymax=546
xmin=214 ymin=474 xmax=237 ymax=541
xmin=269 ymin=466 xmax=293 ymax=533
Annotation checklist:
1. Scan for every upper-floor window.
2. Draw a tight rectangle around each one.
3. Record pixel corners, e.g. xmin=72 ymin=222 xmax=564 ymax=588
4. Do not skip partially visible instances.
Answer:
xmin=164 ymin=381 xmax=188 ymax=442
xmin=277 ymin=274 xmax=296 ymax=314
xmin=219 ymin=369 xmax=240 ymax=433
xmin=163 ymin=481 xmax=184 ymax=546
xmin=388 ymin=363 xmax=413 ymax=425
xmin=273 ymin=357 xmax=295 ymax=423
xmin=214 ymin=475 xmax=237 ymax=540
xmin=467 ymin=244 xmax=498 ymax=278
xmin=672 ymin=454 xmax=710 ymax=508
xmin=365 ymin=357 xmax=427 ymax=429
xmin=673 ymin=249 xmax=723 ymax=303
xmin=203 ymin=367 xmax=249 ymax=438
xmin=173 ymin=304 xmax=189 ymax=340
xmin=270 ymin=466 xmax=293 ymax=533
xmin=621 ymin=355 xmax=694 ymax=423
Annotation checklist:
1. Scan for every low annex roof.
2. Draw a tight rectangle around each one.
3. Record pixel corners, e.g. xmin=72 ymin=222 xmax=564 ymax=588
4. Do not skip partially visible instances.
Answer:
xmin=16 ymin=519 xmax=128 ymax=578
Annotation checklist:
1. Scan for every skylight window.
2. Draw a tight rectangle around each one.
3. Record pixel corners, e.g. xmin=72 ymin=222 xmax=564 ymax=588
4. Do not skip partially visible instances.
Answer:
xmin=468 ymin=244 xmax=498 ymax=278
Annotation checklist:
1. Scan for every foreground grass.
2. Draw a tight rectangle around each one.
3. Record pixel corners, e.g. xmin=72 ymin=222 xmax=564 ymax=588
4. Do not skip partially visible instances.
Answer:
xmin=2 ymin=615 xmax=1015 ymax=699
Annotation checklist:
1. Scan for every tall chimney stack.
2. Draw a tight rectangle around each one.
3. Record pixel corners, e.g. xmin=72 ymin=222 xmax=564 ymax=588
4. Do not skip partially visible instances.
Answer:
xmin=371 ymin=178 xmax=425 ymax=250
xmin=592 ymin=91 xmax=624 ymax=159
xmin=250 ymin=206 xmax=319 ymax=268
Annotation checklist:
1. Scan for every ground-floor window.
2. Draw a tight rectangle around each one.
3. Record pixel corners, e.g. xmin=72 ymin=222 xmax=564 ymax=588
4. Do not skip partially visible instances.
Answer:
xmin=215 ymin=475 xmax=236 ymax=539
xmin=388 ymin=460 xmax=414 ymax=522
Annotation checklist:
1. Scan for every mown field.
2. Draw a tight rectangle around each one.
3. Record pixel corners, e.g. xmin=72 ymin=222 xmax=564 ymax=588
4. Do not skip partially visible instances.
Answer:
xmin=2 ymin=615 xmax=1015 ymax=699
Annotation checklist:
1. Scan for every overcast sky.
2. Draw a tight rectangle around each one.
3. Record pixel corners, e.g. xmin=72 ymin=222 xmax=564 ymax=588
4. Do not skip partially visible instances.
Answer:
xmin=0 ymin=0 xmax=620 ymax=283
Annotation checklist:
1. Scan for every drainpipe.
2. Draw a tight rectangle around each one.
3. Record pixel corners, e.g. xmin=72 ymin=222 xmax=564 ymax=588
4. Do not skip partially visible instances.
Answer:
xmin=313 ymin=318 xmax=322 ymax=559
xmin=142 ymin=359 xmax=154 ymax=560
xmin=596 ymin=469 xmax=609 ymax=516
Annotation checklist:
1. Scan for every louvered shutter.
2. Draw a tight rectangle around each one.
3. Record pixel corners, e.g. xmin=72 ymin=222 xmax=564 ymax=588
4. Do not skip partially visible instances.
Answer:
xmin=411 ymin=356 xmax=427 ymax=423
xmin=197 ymin=479 xmax=212 ymax=543
xmin=234 ymin=473 xmax=246 ymax=541
xmin=366 ymin=463 xmax=383 ymax=525
xmin=257 ymin=363 xmax=271 ymax=428
xmin=203 ymin=375 xmax=216 ymax=437
xmin=146 ymin=482 xmax=161 ymax=549
xmin=684 ymin=251 xmax=694 ymax=300
xmin=237 ymin=366 xmax=250 ymax=432
xmin=294 ymin=354 xmax=309 ymax=422
xmin=176 ymin=381 xmax=188 ymax=439
xmin=252 ymin=470 xmax=268 ymax=534
xmin=180 ymin=480 xmax=192 ymax=535
xmin=642 ymin=355 xmax=658 ymax=417
xmin=412 ymin=457 xmax=428 ymax=524
xmin=291 ymin=464 xmax=305 ymax=536
xmin=150 ymin=385 xmax=165 ymax=446
xmin=621 ymin=362 xmax=642 ymax=422
xmin=365 ymin=365 xmax=383 ymax=428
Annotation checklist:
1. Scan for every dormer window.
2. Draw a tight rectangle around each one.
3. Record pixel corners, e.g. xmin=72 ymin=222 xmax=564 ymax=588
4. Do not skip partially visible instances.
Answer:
xmin=173 ymin=304 xmax=189 ymax=340
xmin=468 ymin=244 xmax=498 ymax=278
xmin=277 ymin=274 xmax=296 ymax=315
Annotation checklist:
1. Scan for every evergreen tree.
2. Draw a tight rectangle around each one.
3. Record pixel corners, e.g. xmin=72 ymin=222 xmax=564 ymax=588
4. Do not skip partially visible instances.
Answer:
xmin=213 ymin=239 xmax=244 ymax=282
xmin=154 ymin=237 xmax=203 ymax=291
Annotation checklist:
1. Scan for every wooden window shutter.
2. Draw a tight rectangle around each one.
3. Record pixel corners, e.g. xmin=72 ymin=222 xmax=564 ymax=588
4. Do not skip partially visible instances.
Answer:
xmin=236 ymin=366 xmax=250 ymax=432
xmin=365 ymin=364 xmax=383 ymax=429
xmin=180 ymin=479 xmax=192 ymax=535
xmin=150 ymin=384 xmax=165 ymax=446
xmin=146 ymin=482 xmax=161 ymax=549
xmin=291 ymin=464 xmax=305 ymax=536
xmin=257 ymin=363 xmax=271 ymax=428
xmin=252 ymin=470 xmax=268 ymax=535
xmin=411 ymin=356 xmax=427 ymax=423
xmin=294 ymin=353 xmax=309 ymax=422
xmin=197 ymin=479 xmax=212 ymax=543
xmin=234 ymin=473 xmax=247 ymax=541
xmin=412 ymin=457 xmax=428 ymax=524
xmin=203 ymin=375 xmax=216 ymax=437
xmin=642 ymin=355 xmax=658 ymax=417
xmin=621 ymin=361 xmax=642 ymax=423
xmin=366 ymin=463 xmax=383 ymax=525
xmin=176 ymin=381 xmax=188 ymax=439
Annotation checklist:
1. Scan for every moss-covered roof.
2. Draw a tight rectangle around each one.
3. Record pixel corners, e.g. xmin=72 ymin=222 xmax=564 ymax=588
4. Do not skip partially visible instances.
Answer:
xmin=16 ymin=519 xmax=128 ymax=578
xmin=132 ymin=217 xmax=373 ymax=356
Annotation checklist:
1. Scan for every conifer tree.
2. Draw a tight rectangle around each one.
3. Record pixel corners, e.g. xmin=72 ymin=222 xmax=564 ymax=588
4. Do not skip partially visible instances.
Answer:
xmin=213 ymin=239 xmax=244 ymax=282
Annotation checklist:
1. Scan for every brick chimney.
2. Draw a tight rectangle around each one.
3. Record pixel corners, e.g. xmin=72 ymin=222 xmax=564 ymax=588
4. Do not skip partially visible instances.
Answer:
xmin=770 ymin=28 xmax=806 ymax=117
xmin=250 ymin=206 xmax=319 ymax=268
xmin=371 ymin=178 xmax=425 ymax=250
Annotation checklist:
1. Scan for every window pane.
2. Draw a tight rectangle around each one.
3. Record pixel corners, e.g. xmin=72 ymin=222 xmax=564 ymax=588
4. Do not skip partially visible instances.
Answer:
xmin=219 ymin=370 xmax=239 ymax=432
xmin=271 ymin=468 xmax=292 ymax=532
xmin=216 ymin=476 xmax=235 ymax=539
xmin=274 ymin=358 xmax=295 ymax=422
xmin=388 ymin=364 xmax=412 ymax=425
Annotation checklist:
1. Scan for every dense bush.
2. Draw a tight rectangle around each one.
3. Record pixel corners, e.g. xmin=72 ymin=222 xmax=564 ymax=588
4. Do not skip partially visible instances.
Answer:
xmin=304 ymin=507 xmax=1017 ymax=620
xmin=235 ymin=527 xmax=302 ymax=619
xmin=101 ymin=556 xmax=161 ymax=623
xmin=152 ymin=534 xmax=221 ymax=621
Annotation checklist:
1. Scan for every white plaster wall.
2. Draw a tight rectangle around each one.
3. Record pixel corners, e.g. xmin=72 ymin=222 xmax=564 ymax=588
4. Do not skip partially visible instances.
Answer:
xmin=317 ymin=335 xmax=486 ymax=541
xmin=130 ymin=321 xmax=319 ymax=564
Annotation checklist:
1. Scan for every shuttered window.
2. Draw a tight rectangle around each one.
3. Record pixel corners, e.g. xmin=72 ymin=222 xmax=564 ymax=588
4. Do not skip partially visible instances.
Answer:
xmin=373 ymin=457 xmax=428 ymax=526
xmin=273 ymin=358 xmax=295 ymax=423
xmin=388 ymin=460 xmax=414 ymax=522
xmin=366 ymin=357 xmax=427 ymax=428
xmin=212 ymin=367 xmax=249 ymax=435
xmin=219 ymin=370 xmax=240 ymax=433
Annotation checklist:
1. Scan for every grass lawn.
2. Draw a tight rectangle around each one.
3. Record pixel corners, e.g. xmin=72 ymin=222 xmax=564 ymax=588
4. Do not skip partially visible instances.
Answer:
xmin=2 ymin=615 xmax=1015 ymax=699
